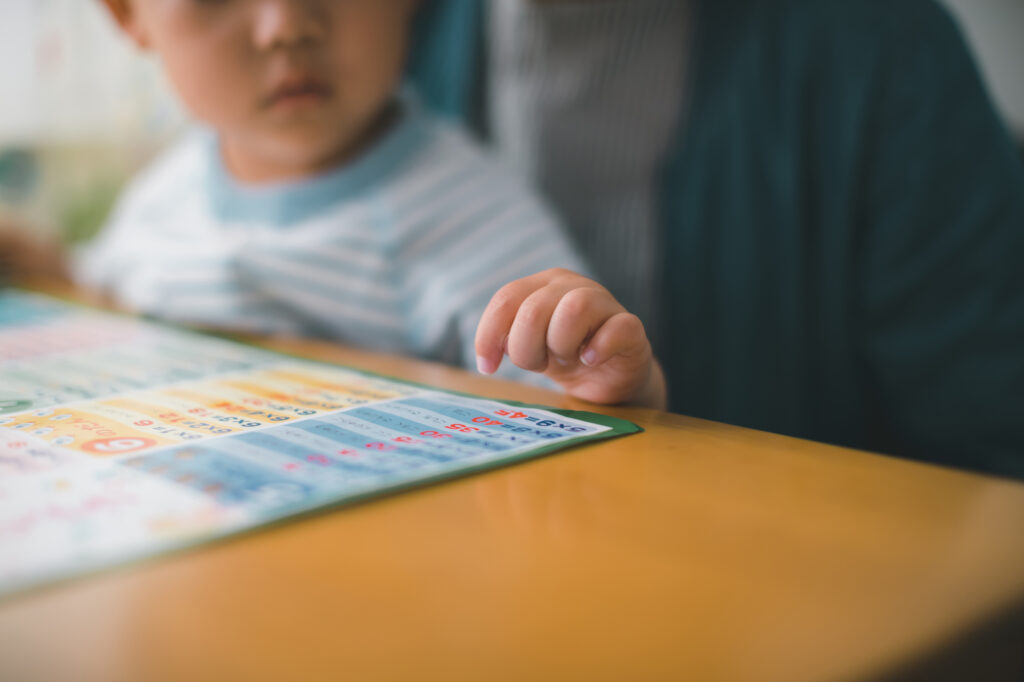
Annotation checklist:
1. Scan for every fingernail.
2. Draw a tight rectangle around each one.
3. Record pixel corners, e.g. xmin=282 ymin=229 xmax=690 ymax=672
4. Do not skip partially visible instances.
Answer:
xmin=476 ymin=355 xmax=495 ymax=375
xmin=580 ymin=348 xmax=598 ymax=367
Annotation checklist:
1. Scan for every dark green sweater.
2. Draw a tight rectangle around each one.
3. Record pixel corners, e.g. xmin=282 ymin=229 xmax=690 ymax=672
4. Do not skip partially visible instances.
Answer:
xmin=410 ymin=0 xmax=1024 ymax=479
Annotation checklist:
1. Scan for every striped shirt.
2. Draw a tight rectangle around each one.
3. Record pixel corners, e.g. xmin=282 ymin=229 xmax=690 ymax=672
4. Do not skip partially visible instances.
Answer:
xmin=487 ymin=0 xmax=691 ymax=352
xmin=74 ymin=96 xmax=586 ymax=379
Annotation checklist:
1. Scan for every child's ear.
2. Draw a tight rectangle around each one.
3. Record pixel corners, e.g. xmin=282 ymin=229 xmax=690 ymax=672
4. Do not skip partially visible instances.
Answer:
xmin=100 ymin=0 xmax=152 ymax=50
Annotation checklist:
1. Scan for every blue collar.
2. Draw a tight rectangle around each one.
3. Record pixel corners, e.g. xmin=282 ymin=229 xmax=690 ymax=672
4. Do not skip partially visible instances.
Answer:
xmin=206 ymin=95 xmax=429 ymax=227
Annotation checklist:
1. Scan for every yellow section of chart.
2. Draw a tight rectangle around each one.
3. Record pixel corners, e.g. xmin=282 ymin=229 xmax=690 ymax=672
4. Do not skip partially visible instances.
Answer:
xmin=0 ymin=361 xmax=410 ymax=459
xmin=101 ymin=398 xmax=254 ymax=438
xmin=264 ymin=365 xmax=404 ymax=401
xmin=160 ymin=387 xmax=300 ymax=425
xmin=216 ymin=366 xmax=402 ymax=411
xmin=1 ymin=407 xmax=178 ymax=455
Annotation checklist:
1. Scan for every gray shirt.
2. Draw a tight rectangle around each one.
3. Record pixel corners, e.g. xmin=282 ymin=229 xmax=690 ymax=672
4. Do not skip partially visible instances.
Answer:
xmin=487 ymin=0 xmax=691 ymax=345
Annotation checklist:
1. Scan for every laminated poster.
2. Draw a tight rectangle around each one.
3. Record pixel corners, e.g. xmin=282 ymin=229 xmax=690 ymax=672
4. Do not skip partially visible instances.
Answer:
xmin=0 ymin=291 xmax=638 ymax=597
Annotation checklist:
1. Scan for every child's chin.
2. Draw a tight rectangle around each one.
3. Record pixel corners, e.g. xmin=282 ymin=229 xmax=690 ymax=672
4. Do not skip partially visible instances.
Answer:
xmin=252 ymin=112 xmax=373 ymax=174
xmin=266 ymin=133 xmax=361 ymax=176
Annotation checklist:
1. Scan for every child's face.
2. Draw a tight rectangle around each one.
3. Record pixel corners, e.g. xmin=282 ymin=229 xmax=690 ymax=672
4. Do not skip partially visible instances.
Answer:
xmin=109 ymin=0 xmax=418 ymax=181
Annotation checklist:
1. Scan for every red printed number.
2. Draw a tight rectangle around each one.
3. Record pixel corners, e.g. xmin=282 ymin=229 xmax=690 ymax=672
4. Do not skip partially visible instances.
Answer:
xmin=472 ymin=416 xmax=502 ymax=426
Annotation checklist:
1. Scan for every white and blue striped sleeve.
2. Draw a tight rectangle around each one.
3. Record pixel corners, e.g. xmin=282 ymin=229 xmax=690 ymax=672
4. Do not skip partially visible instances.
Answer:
xmin=394 ymin=125 xmax=589 ymax=385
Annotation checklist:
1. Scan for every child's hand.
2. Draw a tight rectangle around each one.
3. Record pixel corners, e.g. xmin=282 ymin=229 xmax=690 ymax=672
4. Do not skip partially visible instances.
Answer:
xmin=475 ymin=268 xmax=667 ymax=409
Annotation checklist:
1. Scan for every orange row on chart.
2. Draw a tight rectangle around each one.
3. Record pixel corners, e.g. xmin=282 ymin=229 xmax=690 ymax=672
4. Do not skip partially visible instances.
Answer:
xmin=1 ymin=408 xmax=177 ymax=456
xmin=1 ymin=363 xmax=408 ymax=457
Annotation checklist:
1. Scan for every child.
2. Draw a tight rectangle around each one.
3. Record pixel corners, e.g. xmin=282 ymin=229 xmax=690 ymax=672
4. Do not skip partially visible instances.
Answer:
xmin=7 ymin=0 xmax=666 ymax=410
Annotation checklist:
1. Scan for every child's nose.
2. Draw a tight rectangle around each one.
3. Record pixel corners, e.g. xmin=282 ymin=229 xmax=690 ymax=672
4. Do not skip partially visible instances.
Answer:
xmin=251 ymin=0 xmax=326 ymax=51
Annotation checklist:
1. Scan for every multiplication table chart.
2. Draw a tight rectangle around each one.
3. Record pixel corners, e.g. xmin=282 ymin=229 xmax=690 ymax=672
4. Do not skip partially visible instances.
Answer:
xmin=0 ymin=291 xmax=637 ymax=596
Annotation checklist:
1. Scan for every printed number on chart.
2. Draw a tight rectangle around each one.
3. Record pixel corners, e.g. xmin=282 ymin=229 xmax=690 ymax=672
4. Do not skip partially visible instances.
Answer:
xmin=82 ymin=437 xmax=157 ymax=455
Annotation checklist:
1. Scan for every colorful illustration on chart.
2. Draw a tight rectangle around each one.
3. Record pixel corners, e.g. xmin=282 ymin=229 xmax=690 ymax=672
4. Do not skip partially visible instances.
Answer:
xmin=0 ymin=291 xmax=637 ymax=596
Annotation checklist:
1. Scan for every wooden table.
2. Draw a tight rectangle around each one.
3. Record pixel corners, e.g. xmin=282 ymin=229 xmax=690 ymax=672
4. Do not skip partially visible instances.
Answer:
xmin=1 ymin=333 xmax=1023 ymax=682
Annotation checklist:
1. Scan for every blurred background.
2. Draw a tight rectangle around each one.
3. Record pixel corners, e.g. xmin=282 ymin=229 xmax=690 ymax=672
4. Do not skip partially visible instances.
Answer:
xmin=0 ymin=0 xmax=183 ymax=243
xmin=0 ymin=0 xmax=1021 ymax=244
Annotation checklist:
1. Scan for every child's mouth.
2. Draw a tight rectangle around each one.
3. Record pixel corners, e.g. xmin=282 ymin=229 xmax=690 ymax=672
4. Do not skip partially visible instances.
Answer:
xmin=264 ymin=79 xmax=334 ymax=112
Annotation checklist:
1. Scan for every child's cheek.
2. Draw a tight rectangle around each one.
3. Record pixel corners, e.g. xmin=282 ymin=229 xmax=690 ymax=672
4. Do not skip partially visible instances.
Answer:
xmin=157 ymin=32 xmax=258 ymax=130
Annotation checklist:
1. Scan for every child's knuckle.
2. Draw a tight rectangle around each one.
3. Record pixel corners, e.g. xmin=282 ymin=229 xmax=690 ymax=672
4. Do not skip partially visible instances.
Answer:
xmin=617 ymin=313 xmax=645 ymax=338
xmin=490 ymin=288 xmax=518 ymax=314
xmin=560 ymin=288 xmax=593 ymax=317
xmin=516 ymin=299 xmax=545 ymax=327
xmin=546 ymin=266 xmax=574 ymax=283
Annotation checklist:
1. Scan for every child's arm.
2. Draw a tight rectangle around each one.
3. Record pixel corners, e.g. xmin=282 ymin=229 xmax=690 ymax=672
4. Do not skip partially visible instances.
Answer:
xmin=0 ymin=220 xmax=70 ymax=284
xmin=475 ymin=268 xmax=667 ymax=409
